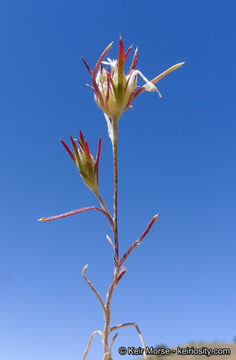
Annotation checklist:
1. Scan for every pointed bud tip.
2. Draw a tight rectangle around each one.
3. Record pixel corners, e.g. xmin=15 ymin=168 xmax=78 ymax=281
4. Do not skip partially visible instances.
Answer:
xmin=79 ymin=129 xmax=83 ymax=139
xmin=153 ymin=214 xmax=159 ymax=220
xmin=82 ymin=264 xmax=88 ymax=276
xmin=38 ymin=218 xmax=43 ymax=222
xmin=176 ymin=62 xmax=185 ymax=68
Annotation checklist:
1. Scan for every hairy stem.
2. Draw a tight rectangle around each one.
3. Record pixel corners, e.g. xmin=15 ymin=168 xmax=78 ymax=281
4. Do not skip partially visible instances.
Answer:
xmin=103 ymin=267 xmax=119 ymax=358
xmin=112 ymin=121 xmax=119 ymax=263
xmin=96 ymin=192 xmax=111 ymax=218
xmin=103 ymin=120 xmax=120 ymax=359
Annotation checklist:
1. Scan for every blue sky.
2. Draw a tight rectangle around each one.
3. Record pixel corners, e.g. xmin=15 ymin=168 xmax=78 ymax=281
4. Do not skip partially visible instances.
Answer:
xmin=0 ymin=0 xmax=236 ymax=359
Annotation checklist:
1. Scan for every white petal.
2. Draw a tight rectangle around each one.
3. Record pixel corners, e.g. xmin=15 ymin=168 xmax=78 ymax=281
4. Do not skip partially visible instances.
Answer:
xmin=132 ymin=69 xmax=162 ymax=97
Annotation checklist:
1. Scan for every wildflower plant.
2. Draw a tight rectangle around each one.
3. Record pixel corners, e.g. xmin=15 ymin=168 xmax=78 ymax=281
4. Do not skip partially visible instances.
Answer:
xmin=39 ymin=37 xmax=184 ymax=360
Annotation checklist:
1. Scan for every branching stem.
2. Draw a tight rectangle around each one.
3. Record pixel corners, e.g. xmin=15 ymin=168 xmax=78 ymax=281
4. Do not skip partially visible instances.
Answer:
xmin=82 ymin=330 xmax=104 ymax=360
xmin=110 ymin=322 xmax=147 ymax=359
xmin=102 ymin=120 xmax=120 ymax=359
xmin=83 ymin=118 xmax=156 ymax=360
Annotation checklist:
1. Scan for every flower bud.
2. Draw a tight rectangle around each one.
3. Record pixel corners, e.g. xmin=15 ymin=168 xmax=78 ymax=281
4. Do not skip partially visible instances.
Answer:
xmin=61 ymin=131 xmax=101 ymax=194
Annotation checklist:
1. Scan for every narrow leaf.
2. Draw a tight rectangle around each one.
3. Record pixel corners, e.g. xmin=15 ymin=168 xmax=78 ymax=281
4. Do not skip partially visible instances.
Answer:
xmin=95 ymin=137 xmax=101 ymax=175
xmin=70 ymin=135 xmax=82 ymax=168
xmin=91 ymin=42 xmax=113 ymax=106
xmin=85 ymin=141 xmax=91 ymax=164
xmin=60 ymin=139 xmax=76 ymax=164
xmin=128 ymin=47 xmax=138 ymax=74
xmin=81 ymin=57 xmax=92 ymax=75
xmin=120 ymin=214 xmax=159 ymax=265
xmin=151 ymin=62 xmax=185 ymax=85
xmin=79 ymin=130 xmax=85 ymax=146
xmin=124 ymin=45 xmax=132 ymax=63
xmin=118 ymin=36 xmax=124 ymax=93
xmin=38 ymin=206 xmax=114 ymax=229
xmin=134 ymin=62 xmax=185 ymax=100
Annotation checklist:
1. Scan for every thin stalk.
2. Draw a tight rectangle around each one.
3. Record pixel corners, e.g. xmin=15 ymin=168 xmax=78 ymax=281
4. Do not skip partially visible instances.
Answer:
xmin=103 ymin=266 xmax=120 ymax=358
xmin=95 ymin=192 xmax=112 ymax=219
xmin=112 ymin=121 xmax=119 ymax=262
xmin=103 ymin=120 xmax=120 ymax=359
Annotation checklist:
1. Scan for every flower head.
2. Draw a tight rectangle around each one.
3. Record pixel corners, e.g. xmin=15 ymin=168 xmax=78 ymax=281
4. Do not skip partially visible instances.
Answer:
xmin=81 ymin=37 xmax=184 ymax=126
xmin=61 ymin=131 xmax=101 ymax=194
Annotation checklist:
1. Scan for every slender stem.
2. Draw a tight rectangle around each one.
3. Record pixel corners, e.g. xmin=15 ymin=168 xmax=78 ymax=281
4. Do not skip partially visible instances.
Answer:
xmin=82 ymin=330 xmax=104 ymax=360
xmin=95 ymin=192 xmax=111 ymax=218
xmin=103 ymin=267 xmax=119 ymax=357
xmin=112 ymin=121 xmax=119 ymax=262
xmin=109 ymin=333 xmax=118 ymax=353
xmin=102 ymin=120 xmax=120 ymax=359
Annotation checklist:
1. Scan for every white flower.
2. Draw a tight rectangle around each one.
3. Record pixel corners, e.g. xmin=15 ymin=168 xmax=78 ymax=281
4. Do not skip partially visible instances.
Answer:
xmin=81 ymin=37 xmax=184 ymax=142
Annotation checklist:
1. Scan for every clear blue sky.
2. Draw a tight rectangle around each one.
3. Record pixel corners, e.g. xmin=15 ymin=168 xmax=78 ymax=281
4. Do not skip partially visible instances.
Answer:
xmin=0 ymin=1 xmax=235 ymax=359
